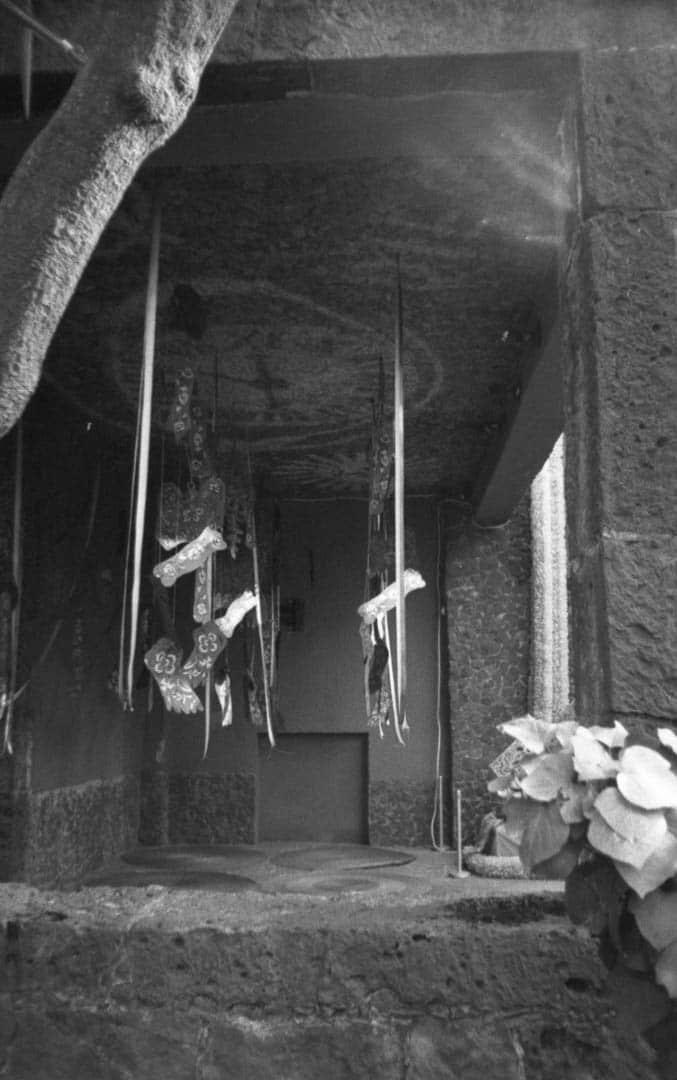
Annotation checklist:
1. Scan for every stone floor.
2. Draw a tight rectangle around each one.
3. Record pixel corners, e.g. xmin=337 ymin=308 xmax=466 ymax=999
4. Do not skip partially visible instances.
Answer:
xmin=0 ymin=847 xmax=661 ymax=1079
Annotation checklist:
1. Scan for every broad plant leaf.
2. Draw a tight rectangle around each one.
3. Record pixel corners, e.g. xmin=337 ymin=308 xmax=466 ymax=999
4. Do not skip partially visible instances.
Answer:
xmin=587 ymin=721 xmax=628 ymax=749
xmin=502 ymin=795 xmax=538 ymax=843
xmin=617 ymin=745 xmax=677 ymax=811
xmin=559 ymin=780 xmax=596 ymax=824
xmin=519 ymin=799 xmax=570 ymax=869
xmin=549 ymin=720 xmax=579 ymax=751
xmin=565 ymin=858 xmax=626 ymax=934
xmin=571 ymin=729 xmax=619 ymax=781
xmin=594 ymin=787 xmax=668 ymax=848
xmin=498 ymin=715 xmax=555 ymax=754
xmin=588 ymin=809 xmax=656 ymax=869
xmin=630 ymin=890 xmax=677 ymax=950
xmin=531 ymin=836 xmax=582 ymax=880
xmin=655 ymin=940 xmax=677 ymax=998
xmin=519 ymin=751 xmax=574 ymax=802
xmin=614 ymin=833 xmax=677 ymax=897
xmin=658 ymin=728 xmax=677 ymax=755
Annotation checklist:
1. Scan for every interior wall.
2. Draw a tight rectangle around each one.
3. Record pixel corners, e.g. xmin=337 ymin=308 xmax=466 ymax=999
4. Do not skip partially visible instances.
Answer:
xmin=148 ymin=497 xmax=440 ymax=848
xmin=1 ymin=388 xmax=143 ymax=886
xmin=445 ymin=494 xmax=531 ymax=843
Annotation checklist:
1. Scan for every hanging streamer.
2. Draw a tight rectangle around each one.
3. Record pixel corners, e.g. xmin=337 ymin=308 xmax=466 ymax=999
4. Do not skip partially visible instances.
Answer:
xmin=393 ymin=258 xmax=408 ymax=732
xmin=2 ymin=423 xmax=23 ymax=755
xmin=202 ymin=553 xmax=213 ymax=758
xmin=246 ymin=447 xmax=275 ymax=748
xmin=20 ymin=1 xmax=32 ymax=121
xmin=122 ymin=203 xmax=161 ymax=708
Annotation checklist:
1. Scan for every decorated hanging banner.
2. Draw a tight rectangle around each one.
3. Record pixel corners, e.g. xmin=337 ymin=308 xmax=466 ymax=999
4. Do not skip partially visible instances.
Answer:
xmin=215 ymin=589 xmax=257 ymax=638
xmin=144 ymin=636 xmax=203 ymax=713
xmin=224 ymin=491 xmax=251 ymax=559
xmin=153 ymin=524 xmax=227 ymax=588
xmin=167 ymin=367 xmax=194 ymax=441
xmin=215 ymin=673 xmax=233 ymax=727
xmin=193 ymin=564 xmax=210 ymax=623
xmin=156 ymin=482 xmax=185 ymax=551
xmin=188 ymin=406 xmax=213 ymax=480
xmin=157 ymin=477 xmax=225 ymax=552
xmin=182 ymin=620 xmax=227 ymax=686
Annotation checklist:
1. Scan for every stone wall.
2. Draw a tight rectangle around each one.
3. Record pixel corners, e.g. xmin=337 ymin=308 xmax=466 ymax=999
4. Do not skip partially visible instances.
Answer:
xmin=445 ymin=496 xmax=531 ymax=841
xmin=368 ymin=780 xmax=434 ymax=848
xmin=167 ymin=773 xmax=256 ymax=845
xmin=19 ymin=774 xmax=139 ymax=889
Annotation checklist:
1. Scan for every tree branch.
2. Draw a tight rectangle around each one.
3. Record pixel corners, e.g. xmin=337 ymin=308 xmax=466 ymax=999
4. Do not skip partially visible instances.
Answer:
xmin=0 ymin=0 xmax=239 ymax=438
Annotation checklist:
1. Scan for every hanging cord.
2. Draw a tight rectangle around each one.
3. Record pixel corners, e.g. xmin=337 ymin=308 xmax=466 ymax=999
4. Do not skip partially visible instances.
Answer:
xmin=122 ymin=201 xmax=161 ymax=708
xmin=2 ymin=422 xmax=23 ymax=756
xmin=429 ymin=500 xmax=446 ymax=850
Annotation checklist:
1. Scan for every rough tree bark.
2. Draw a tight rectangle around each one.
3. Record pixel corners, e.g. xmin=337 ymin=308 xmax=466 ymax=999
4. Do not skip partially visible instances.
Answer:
xmin=0 ymin=0 xmax=239 ymax=439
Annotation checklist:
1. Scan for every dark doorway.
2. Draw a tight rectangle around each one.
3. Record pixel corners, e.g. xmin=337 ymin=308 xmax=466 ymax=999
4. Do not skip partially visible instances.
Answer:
xmin=257 ymin=733 xmax=368 ymax=843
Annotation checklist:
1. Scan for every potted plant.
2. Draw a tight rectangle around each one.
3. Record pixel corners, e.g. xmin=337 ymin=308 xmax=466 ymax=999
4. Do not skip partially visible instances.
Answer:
xmin=488 ymin=713 xmax=677 ymax=1076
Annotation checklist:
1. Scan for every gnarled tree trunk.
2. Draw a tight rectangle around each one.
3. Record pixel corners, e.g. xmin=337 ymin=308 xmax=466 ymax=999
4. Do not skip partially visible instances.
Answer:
xmin=0 ymin=0 xmax=238 ymax=438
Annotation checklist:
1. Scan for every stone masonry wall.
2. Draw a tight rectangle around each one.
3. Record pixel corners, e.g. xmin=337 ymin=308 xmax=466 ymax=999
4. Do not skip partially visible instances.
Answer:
xmin=446 ymin=496 xmax=531 ymax=842
xmin=19 ymin=774 xmax=139 ymax=889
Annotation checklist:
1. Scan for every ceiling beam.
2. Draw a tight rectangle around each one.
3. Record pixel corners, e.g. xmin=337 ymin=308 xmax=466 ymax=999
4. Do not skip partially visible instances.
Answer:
xmin=472 ymin=317 xmax=563 ymax=526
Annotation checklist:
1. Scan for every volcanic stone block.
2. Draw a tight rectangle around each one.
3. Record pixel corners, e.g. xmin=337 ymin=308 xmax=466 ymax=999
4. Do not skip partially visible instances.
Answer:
xmin=21 ymin=774 xmax=139 ymax=888
xmin=603 ymin=532 xmax=677 ymax=719
xmin=579 ymin=48 xmax=677 ymax=213
xmin=168 ymin=772 xmax=255 ymax=844
xmin=368 ymin=780 xmax=434 ymax=847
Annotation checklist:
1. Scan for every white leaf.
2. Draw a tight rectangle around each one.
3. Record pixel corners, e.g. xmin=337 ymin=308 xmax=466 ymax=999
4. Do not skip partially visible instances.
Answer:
xmin=498 ymin=715 xmax=555 ymax=754
xmin=595 ymin=786 xmax=668 ymax=846
xmin=589 ymin=788 xmax=668 ymax=870
xmin=519 ymin=800 xmax=570 ymax=870
xmin=630 ymin=889 xmax=677 ymax=949
xmin=559 ymin=781 xmax=596 ymax=824
xmin=615 ymin=833 xmax=677 ymax=898
xmin=587 ymin=721 xmax=628 ymax=749
xmin=549 ymin=721 xmax=578 ymax=751
xmin=571 ymin=729 xmax=619 ymax=781
xmin=658 ymin=728 xmax=677 ymax=755
xmin=519 ymin=752 xmax=574 ymax=803
xmin=617 ymin=745 xmax=677 ymax=810
xmin=588 ymin=809 xmax=657 ymax=870
xmin=655 ymin=940 xmax=677 ymax=998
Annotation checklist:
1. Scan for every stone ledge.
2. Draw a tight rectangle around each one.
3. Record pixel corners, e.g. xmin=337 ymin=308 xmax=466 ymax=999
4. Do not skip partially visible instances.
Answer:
xmin=0 ymin=881 xmax=655 ymax=1080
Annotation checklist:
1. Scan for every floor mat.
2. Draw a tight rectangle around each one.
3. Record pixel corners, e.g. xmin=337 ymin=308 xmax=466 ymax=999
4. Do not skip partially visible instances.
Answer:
xmin=272 ymin=844 xmax=415 ymax=872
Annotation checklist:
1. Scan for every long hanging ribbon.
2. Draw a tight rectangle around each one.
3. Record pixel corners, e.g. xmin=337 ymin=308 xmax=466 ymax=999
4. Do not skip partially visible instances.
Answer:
xmin=118 ymin=373 xmax=143 ymax=706
xmin=202 ymin=553 xmax=213 ymax=758
xmin=124 ymin=203 xmax=161 ymax=707
xmin=246 ymin=446 xmax=275 ymax=748
xmin=3 ymin=422 xmax=23 ymax=755
xmin=20 ymin=1 xmax=32 ymax=121
xmin=394 ymin=258 xmax=408 ymax=732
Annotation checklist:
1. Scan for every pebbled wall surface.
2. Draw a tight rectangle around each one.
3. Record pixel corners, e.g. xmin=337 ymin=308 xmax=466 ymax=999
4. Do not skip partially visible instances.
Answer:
xmin=445 ymin=497 xmax=531 ymax=842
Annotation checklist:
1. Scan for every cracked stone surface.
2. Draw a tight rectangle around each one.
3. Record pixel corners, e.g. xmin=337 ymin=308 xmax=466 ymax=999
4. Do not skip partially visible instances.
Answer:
xmin=0 ymin=850 xmax=663 ymax=1078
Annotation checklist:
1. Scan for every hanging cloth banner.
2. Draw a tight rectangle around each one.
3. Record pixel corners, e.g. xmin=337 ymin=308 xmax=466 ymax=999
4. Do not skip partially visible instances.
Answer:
xmin=393 ymin=258 xmax=408 ymax=732
xmin=122 ymin=202 xmax=162 ymax=709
